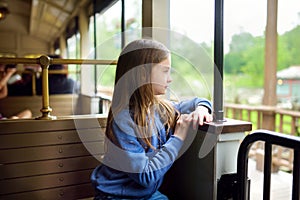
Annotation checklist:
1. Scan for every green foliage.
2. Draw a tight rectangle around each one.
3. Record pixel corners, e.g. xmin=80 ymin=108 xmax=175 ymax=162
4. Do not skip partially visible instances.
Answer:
xmin=224 ymin=25 xmax=300 ymax=88
xmin=170 ymin=53 xmax=212 ymax=100
xmin=240 ymin=38 xmax=265 ymax=87
xmin=278 ymin=26 xmax=300 ymax=69
xmin=229 ymin=32 xmax=255 ymax=52
xmin=224 ymin=52 xmax=246 ymax=74
xmin=92 ymin=3 xmax=300 ymax=97
xmin=97 ymin=65 xmax=116 ymax=87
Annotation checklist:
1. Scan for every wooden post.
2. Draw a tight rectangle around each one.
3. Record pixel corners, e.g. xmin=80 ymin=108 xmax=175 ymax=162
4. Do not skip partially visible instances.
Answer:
xmin=142 ymin=0 xmax=153 ymax=38
xmin=262 ymin=0 xmax=278 ymax=130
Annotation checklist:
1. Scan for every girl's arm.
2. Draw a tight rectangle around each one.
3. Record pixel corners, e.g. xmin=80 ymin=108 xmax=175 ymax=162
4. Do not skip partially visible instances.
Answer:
xmin=173 ymin=97 xmax=213 ymax=128
xmin=173 ymin=97 xmax=212 ymax=114
xmin=103 ymin=111 xmax=184 ymax=187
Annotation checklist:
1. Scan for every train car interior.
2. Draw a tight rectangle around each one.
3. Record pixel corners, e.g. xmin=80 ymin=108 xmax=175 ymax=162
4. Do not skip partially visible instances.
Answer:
xmin=0 ymin=0 xmax=299 ymax=199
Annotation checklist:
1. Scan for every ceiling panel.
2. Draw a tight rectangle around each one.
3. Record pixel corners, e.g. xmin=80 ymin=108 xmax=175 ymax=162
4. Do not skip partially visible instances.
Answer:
xmin=0 ymin=0 xmax=95 ymax=44
xmin=30 ymin=0 xmax=74 ymax=42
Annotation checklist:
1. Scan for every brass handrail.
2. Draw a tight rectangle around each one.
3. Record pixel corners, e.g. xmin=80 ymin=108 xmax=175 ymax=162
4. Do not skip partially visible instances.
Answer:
xmin=0 ymin=57 xmax=117 ymax=65
xmin=0 ymin=55 xmax=117 ymax=120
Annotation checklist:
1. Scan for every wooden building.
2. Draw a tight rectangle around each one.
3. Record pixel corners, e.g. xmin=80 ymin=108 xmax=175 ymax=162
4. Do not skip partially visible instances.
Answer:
xmin=277 ymin=66 xmax=300 ymax=109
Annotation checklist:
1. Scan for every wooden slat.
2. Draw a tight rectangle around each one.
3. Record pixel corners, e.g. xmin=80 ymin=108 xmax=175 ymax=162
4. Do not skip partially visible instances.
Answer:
xmin=0 ymin=141 xmax=104 ymax=163
xmin=0 ymin=170 xmax=93 ymax=195
xmin=0 ymin=116 xmax=107 ymax=199
xmin=1 ymin=156 xmax=101 ymax=179
xmin=0 ymin=183 xmax=95 ymax=200
xmin=0 ymin=128 xmax=105 ymax=149
xmin=0 ymin=116 xmax=107 ymax=134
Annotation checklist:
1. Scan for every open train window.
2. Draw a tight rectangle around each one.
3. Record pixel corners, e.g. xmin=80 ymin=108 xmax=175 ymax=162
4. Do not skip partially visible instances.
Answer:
xmin=87 ymin=0 xmax=141 ymax=95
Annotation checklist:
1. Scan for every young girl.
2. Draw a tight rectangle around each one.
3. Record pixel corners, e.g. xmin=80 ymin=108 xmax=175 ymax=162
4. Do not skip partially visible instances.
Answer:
xmin=91 ymin=39 xmax=212 ymax=200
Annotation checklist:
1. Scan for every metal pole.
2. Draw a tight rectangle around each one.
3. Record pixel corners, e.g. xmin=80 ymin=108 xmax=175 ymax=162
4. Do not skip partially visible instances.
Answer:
xmin=93 ymin=0 xmax=98 ymax=95
xmin=121 ymin=0 xmax=125 ymax=48
xmin=214 ymin=0 xmax=225 ymax=122
xmin=36 ymin=55 xmax=56 ymax=120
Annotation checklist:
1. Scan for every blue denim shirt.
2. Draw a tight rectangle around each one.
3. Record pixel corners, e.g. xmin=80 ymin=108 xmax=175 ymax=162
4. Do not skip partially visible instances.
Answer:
xmin=91 ymin=97 xmax=212 ymax=198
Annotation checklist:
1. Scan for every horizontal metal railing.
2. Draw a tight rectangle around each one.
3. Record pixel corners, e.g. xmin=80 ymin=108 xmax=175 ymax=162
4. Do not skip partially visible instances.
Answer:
xmin=237 ymin=130 xmax=300 ymax=200
xmin=0 ymin=57 xmax=117 ymax=65
xmin=0 ymin=56 xmax=117 ymax=119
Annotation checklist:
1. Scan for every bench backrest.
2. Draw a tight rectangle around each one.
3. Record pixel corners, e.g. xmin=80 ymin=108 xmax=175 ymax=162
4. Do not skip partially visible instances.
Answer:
xmin=0 ymin=94 xmax=78 ymax=118
xmin=0 ymin=115 xmax=107 ymax=200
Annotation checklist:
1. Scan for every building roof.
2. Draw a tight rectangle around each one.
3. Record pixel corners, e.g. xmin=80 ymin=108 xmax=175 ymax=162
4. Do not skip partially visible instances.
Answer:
xmin=277 ymin=66 xmax=300 ymax=79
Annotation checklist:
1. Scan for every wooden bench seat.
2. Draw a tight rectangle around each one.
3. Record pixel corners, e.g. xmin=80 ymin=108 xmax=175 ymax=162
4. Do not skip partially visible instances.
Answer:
xmin=0 ymin=94 xmax=79 ymax=118
xmin=0 ymin=115 xmax=107 ymax=200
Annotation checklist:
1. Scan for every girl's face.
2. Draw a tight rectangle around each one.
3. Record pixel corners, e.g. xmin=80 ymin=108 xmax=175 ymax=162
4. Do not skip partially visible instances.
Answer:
xmin=150 ymin=56 xmax=172 ymax=95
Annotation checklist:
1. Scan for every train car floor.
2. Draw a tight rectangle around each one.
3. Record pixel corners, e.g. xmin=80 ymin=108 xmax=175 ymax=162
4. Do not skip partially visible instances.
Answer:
xmin=248 ymin=158 xmax=292 ymax=200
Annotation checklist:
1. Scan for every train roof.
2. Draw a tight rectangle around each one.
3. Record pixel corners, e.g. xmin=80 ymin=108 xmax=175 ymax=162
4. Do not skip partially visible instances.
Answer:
xmin=0 ymin=0 xmax=115 ymax=44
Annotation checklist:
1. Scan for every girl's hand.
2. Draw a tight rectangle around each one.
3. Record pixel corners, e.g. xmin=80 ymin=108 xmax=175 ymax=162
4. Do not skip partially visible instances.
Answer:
xmin=173 ymin=114 xmax=192 ymax=141
xmin=189 ymin=106 xmax=213 ymax=129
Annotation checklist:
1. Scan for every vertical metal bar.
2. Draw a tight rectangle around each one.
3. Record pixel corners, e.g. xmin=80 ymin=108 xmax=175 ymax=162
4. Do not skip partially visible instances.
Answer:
xmin=292 ymin=150 xmax=300 ymax=200
xmin=93 ymin=0 xmax=98 ymax=95
xmin=263 ymin=142 xmax=272 ymax=200
xmin=75 ymin=17 xmax=80 ymax=84
xmin=36 ymin=55 xmax=56 ymax=120
xmin=214 ymin=0 xmax=224 ymax=122
xmin=32 ymin=71 xmax=36 ymax=95
xmin=237 ymin=141 xmax=250 ymax=200
xmin=121 ymin=0 xmax=125 ymax=48
xmin=237 ymin=130 xmax=300 ymax=200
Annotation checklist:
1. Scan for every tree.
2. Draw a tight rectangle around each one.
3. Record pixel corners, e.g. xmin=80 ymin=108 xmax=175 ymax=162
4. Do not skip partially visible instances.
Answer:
xmin=224 ymin=32 xmax=259 ymax=75
xmin=278 ymin=25 xmax=300 ymax=69
xmin=223 ymin=25 xmax=300 ymax=88
xmin=229 ymin=32 xmax=255 ymax=53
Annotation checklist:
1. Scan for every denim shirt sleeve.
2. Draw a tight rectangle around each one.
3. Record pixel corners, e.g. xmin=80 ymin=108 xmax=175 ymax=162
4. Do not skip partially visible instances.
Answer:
xmin=172 ymin=97 xmax=212 ymax=114
xmin=102 ymin=110 xmax=183 ymax=188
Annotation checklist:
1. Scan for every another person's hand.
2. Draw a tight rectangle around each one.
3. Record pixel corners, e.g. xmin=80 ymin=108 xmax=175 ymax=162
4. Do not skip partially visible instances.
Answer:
xmin=6 ymin=68 xmax=17 ymax=76
xmin=4 ymin=68 xmax=19 ymax=85
xmin=189 ymin=106 xmax=213 ymax=129
xmin=0 ymin=68 xmax=17 ymax=90
xmin=173 ymin=114 xmax=192 ymax=141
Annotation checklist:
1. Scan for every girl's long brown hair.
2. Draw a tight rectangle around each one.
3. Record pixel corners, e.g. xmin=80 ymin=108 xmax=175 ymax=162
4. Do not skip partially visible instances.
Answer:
xmin=106 ymin=39 xmax=178 ymax=150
